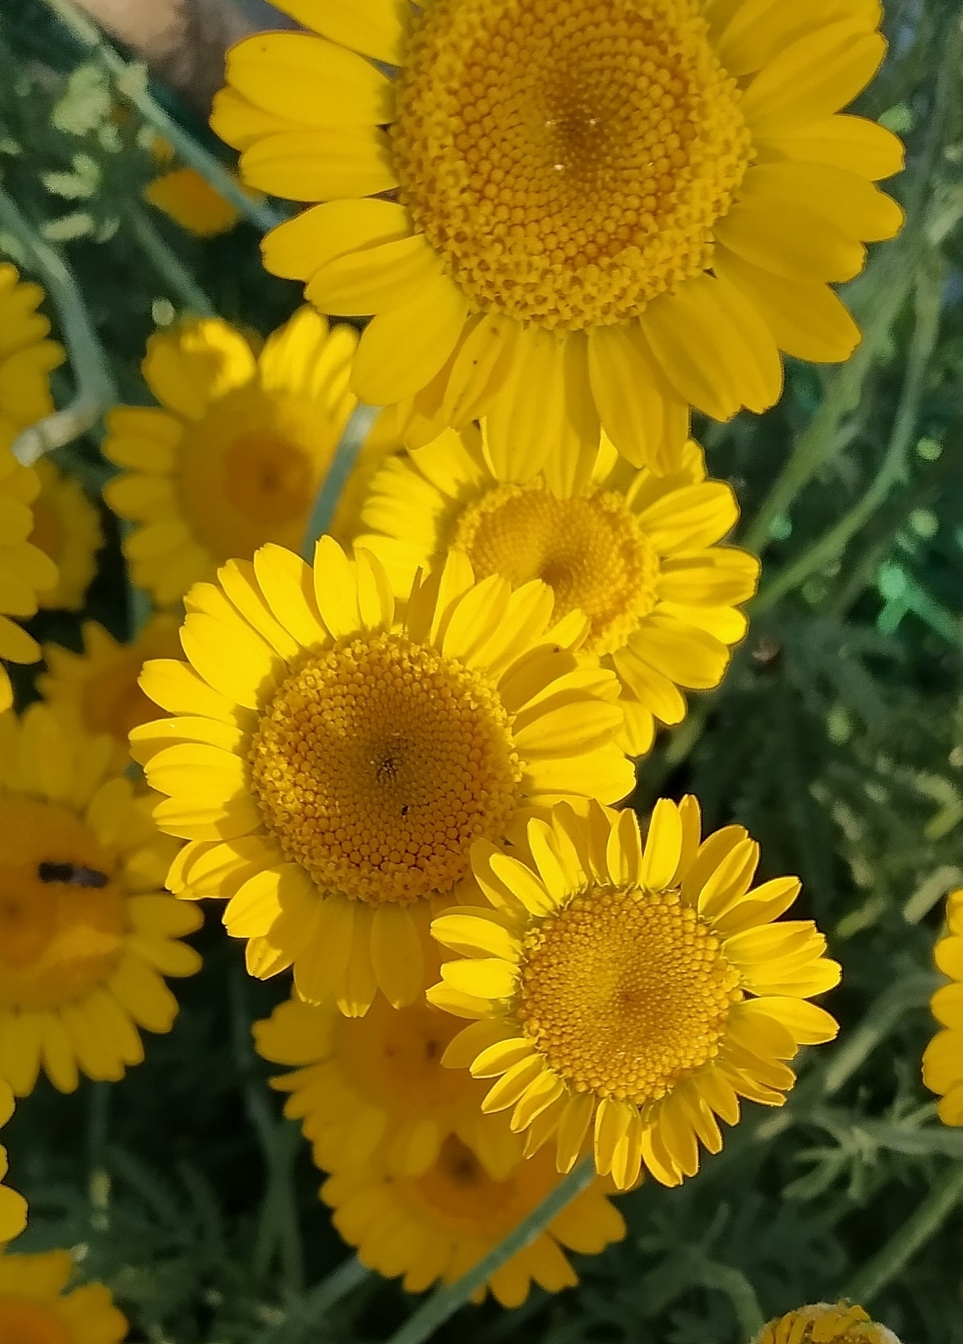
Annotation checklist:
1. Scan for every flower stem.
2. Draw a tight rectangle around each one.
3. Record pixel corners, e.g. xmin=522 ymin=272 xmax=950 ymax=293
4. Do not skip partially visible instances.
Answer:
xmin=259 ymin=1256 xmax=372 ymax=1344
xmin=300 ymin=403 xmax=381 ymax=561
xmin=0 ymin=183 xmax=117 ymax=464
xmin=842 ymin=1161 xmax=963 ymax=1303
xmin=385 ymin=1157 xmax=597 ymax=1344
xmin=125 ymin=205 xmax=217 ymax=317
xmin=38 ymin=0 xmax=284 ymax=234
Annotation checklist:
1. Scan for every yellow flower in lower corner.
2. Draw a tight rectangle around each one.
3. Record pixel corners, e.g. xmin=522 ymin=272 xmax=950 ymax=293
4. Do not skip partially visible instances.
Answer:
xmin=29 ymin=458 xmax=103 ymax=612
xmin=0 ymin=704 xmax=203 ymax=1097
xmin=213 ymin=0 xmax=901 ymax=471
xmin=0 ymin=1081 xmax=27 ymax=1243
xmin=255 ymin=988 xmax=521 ymax=1179
xmin=753 ymin=1303 xmax=900 ymax=1344
xmin=0 ymin=1248 xmax=127 ymax=1344
xmin=352 ymin=427 xmax=758 ymax=756
xmin=429 ymin=797 xmax=840 ymax=1190
xmin=0 ymin=264 xmax=64 ymax=710
xmin=102 ymin=309 xmax=382 ymax=607
xmin=923 ymin=888 xmax=963 ymax=1125
xmin=323 ymin=1137 xmax=624 ymax=1308
xmin=40 ymin=616 xmax=182 ymax=765
xmin=134 ymin=541 xmax=634 ymax=1017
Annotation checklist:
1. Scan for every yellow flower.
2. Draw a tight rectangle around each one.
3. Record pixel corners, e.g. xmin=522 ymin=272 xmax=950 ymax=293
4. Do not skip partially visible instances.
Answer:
xmin=29 ymin=457 xmax=103 ymax=612
xmin=322 ymin=1137 xmax=625 ymax=1308
xmin=0 ymin=703 xmax=203 ymax=1097
xmin=40 ymin=616 xmax=182 ymax=766
xmin=429 ymin=796 xmax=840 ymax=1190
xmin=134 ymin=541 xmax=634 ymax=1017
xmin=753 ymin=1303 xmax=900 ymax=1344
xmin=352 ymin=427 xmax=758 ymax=755
xmin=255 ymin=986 xmax=522 ymax=1178
xmin=211 ymin=0 xmax=903 ymax=473
xmin=145 ymin=168 xmax=245 ymax=238
xmin=0 ymin=264 xmax=64 ymax=710
xmin=0 ymin=1248 xmax=127 ymax=1344
xmin=0 ymin=1082 xmax=27 ymax=1244
xmin=923 ymin=887 xmax=963 ymax=1125
xmin=102 ymin=309 xmax=377 ymax=607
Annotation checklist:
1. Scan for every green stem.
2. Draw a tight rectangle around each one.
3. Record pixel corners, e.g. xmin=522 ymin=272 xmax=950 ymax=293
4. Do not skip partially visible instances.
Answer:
xmin=0 ymin=184 xmax=117 ymax=463
xmin=300 ymin=403 xmax=381 ymax=561
xmin=385 ymin=1158 xmax=596 ymax=1344
xmin=843 ymin=1162 xmax=963 ymax=1303
xmin=752 ymin=253 xmax=945 ymax=613
xmin=817 ymin=974 xmax=938 ymax=1099
xmin=125 ymin=206 xmax=217 ymax=317
xmin=692 ymin=1261 xmax=765 ymax=1340
xmin=259 ymin=1257 xmax=372 ymax=1344
xmin=38 ymin=0 xmax=283 ymax=234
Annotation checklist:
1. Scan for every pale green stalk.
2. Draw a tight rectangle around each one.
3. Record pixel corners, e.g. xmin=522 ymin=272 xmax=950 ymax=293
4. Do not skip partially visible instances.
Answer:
xmin=300 ymin=403 xmax=381 ymax=561
xmin=126 ymin=204 xmax=217 ymax=317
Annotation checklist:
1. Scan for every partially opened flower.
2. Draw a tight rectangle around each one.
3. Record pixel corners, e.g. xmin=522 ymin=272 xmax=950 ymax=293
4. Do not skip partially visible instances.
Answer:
xmin=752 ymin=1303 xmax=900 ymax=1344
xmin=0 ymin=1249 xmax=127 ymax=1344
xmin=0 ymin=1081 xmax=26 ymax=1243
xmin=212 ymin=0 xmax=902 ymax=472
xmin=135 ymin=541 xmax=633 ymax=1017
xmin=430 ymin=797 xmax=840 ymax=1189
xmin=0 ymin=704 xmax=202 ymax=1096
xmin=255 ymin=987 xmax=521 ymax=1178
xmin=0 ymin=264 xmax=64 ymax=710
xmin=40 ymin=616 xmax=182 ymax=768
xmin=352 ymin=427 xmax=758 ymax=755
xmin=322 ymin=1136 xmax=625 ymax=1308
xmin=102 ymin=310 xmax=377 ymax=607
xmin=922 ymin=888 xmax=963 ymax=1124
xmin=29 ymin=457 xmax=103 ymax=612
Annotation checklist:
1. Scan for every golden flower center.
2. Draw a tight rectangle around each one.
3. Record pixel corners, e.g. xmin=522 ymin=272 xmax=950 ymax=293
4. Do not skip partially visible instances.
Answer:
xmin=0 ymin=795 xmax=126 ymax=1011
xmin=517 ymin=885 xmax=741 ymax=1104
xmin=452 ymin=485 xmax=659 ymax=655
xmin=0 ymin=1299 xmax=72 ymax=1344
xmin=405 ymin=1134 xmax=553 ymax=1235
xmin=222 ymin=432 xmax=314 ymax=526
xmin=249 ymin=632 xmax=522 ymax=905
xmin=337 ymin=997 xmax=467 ymax=1112
xmin=758 ymin=1305 xmax=897 ymax=1344
xmin=392 ymin=0 xmax=752 ymax=331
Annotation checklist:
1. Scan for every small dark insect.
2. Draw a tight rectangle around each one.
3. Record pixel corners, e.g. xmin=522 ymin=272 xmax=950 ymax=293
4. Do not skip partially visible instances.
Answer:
xmin=38 ymin=861 xmax=110 ymax=889
xmin=401 ymin=805 xmax=410 ymax=816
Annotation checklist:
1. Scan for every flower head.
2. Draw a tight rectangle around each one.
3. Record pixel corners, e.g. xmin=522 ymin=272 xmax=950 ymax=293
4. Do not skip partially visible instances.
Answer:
xmin=213 ymin=0 xmax=902 ymax=472
xmin=322 ymin=1138 xmax=624 ymax=1307
xmin=923 ymin=888 xmax=963 ymax=1124
xmin=255 ymin=986 xmax=521 ymax=1178
xmin=0 ymin=704 xmax=202 ymax=1096
xmin=0 ymin=1082 xmax=26 ymax=1243
xmin=136 ymin=540 xmax=633 ymax=1016
xmin=41 ymin=616 xmax=182 ymax=768
xmin=102 ymin=310 xmax=382 ymax=607
xmin=0 ymin=264 xmax=64 ymax=710
xmin=753 ymin=1303 xmax=901 ymax=1344
xmin=352 ymin=427 xmax=758 ymax=755
xmin=0 ymin=1248 xmax=127 ymax=1344
xmin=29 ymin=457 xmax=103 ymax=612
xmin=429 ymin=797 xmax=840 ymax=1189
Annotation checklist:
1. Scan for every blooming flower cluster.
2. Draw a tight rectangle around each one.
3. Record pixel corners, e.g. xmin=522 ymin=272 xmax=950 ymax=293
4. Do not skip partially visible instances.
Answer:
xmin=0 ymin=0 xmax=939 ymax=1337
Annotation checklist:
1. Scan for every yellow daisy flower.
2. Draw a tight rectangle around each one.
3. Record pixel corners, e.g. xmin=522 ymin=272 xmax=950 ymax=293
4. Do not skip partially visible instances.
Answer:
xmin=29 ymin=458 xmax=103 ymax=612
xmin=102 ymin=309 xmax=373 ymax=607
xmin=0 ymin=1248 xmax=127 ymax=1344
xmin=0 ymin=1081 xmax=27 ymax=1243
xmin=922 ymin=887 xmax=963 ymax=1125
xmin=0 ymin=703 xmax=203 ymax=1097
xmin=753 ymin=1303 xmax=900 ymax=1344
xmin=40 ymin=616 xmax=182 ymax=766
xmin=134 ymin=541 xmax=634 ymax=1016
xmin=0 ymin=264 xmax=64 ymax=710
xmin=429 ymin=796 xmax=840 ymax=1190
xmin=322 ymin=1137 xmax=625 ymax=1308
xmin=211 ymin=0 xmax=903 ymax=472
xmin=255 ymin=986 xmax=522 ymax=1178
xmin=352 ymin=427 xmax=758 ymax=756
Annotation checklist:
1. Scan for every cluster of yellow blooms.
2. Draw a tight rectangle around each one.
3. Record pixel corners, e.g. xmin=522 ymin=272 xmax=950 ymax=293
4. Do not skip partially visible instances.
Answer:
xmin=0 ymin=0 xmax=951 ymax=1339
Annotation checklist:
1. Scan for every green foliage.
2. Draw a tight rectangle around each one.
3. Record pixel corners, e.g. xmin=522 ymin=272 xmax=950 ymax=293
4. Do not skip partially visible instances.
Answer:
xmin=3 ymin=0 xmax=963 ymax=1341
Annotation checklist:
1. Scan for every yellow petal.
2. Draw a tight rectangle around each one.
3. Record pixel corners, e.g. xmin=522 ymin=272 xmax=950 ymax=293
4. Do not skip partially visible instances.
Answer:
xmin=225 ymin=32 xmax=392 ymax=129
xmin=241 ymin=127 xmax=397 ymax=202
xmin=741 ymin=22 xmax=886 ymax=136
xmin=263 ymin=198 xmax=412 ymax=281
xmin=352 ymin=271 xmax=469 ymax=405
xmin=272 ymin=0 xmax=408 ymax=65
